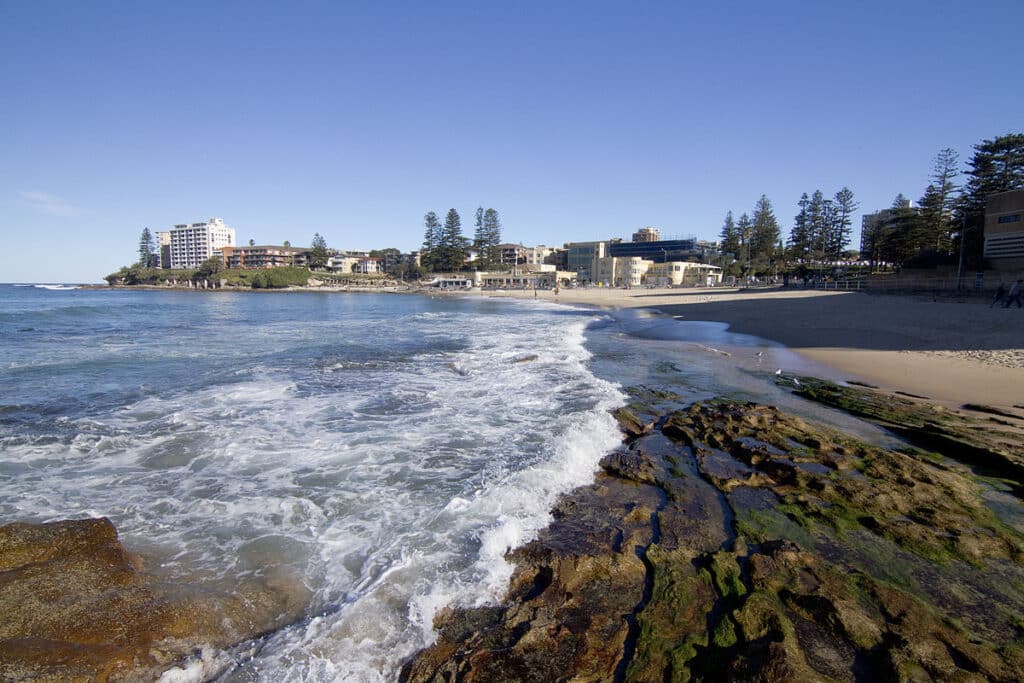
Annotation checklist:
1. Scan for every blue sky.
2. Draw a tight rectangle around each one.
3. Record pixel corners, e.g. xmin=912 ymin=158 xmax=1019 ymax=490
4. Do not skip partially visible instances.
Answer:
xmin=2 ymin=0 xmax=1022 ymax=283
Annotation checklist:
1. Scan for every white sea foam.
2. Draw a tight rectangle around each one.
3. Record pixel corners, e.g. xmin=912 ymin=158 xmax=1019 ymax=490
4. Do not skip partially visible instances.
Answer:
xmin=0 ymin=292 xmax=626 ymax=681
xmin=33 ymin=284 xmax=80 ymax=290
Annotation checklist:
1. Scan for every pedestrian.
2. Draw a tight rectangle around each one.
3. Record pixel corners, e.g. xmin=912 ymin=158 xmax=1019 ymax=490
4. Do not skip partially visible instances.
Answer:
xmin=1005 ymin=279 xmax=1023 ymax=309
xmin=991 ymin=282 xmax=1007 ymax=308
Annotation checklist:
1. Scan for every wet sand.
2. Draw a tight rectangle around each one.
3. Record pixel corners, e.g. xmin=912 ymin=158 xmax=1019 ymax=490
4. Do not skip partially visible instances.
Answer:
xmin=486 ymin=286 xmax=1024 ymax=409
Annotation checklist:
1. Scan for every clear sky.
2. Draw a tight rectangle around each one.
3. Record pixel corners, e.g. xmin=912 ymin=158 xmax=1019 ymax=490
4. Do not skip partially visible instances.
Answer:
xmin=2 ymin=0 xmax=1022 ymax=283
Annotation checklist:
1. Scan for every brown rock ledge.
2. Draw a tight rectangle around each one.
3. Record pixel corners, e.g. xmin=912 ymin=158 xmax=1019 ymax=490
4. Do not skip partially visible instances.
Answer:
xmin=402 ymin=396 xmax=1024 ymax=682
xmin=0 ymin=517 xmax=308 ymax=681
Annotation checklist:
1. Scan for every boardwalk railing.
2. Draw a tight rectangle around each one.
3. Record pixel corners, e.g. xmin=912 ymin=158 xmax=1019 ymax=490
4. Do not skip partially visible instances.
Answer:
xmin=785 ymin=273 xmax=1001 ymax=296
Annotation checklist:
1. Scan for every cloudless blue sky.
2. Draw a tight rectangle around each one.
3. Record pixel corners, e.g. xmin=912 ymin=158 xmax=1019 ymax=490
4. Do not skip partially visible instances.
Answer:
xmin=2 ymin=0 xmax=1022 ymax=282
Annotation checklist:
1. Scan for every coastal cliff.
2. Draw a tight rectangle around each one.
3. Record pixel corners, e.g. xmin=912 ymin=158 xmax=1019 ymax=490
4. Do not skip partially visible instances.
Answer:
xmin=402 ymin=385 xmax=1024 ymax=681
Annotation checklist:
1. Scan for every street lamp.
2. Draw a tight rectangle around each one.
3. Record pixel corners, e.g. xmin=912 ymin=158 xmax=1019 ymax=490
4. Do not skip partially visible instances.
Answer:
xmin=956 ymin=215 xmax=967 ymax=291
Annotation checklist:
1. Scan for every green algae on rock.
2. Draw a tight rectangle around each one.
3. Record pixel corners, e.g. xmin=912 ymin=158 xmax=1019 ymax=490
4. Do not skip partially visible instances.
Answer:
xmin=402 ymin=396 xmax=1024 ymax=682
xmin=776 ymin=375 xmax=1024 ymax=489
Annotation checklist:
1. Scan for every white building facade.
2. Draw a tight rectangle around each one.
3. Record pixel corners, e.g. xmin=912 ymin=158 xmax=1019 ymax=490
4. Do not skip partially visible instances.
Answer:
xmin=168 ymin=218 xmax=236 ymax=269
xmin=525 ymin=245 xmax=559 ymax=266
xmin=647 ymin=261 xmax=723 ymax=286
xmin=596 ymin=256 xmax=651 ymax=287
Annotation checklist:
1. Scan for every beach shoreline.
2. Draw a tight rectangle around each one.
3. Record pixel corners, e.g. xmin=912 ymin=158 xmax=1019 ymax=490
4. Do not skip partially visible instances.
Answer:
xmin=483 ymin=285 xmax=1024 ymax=409
xmin=9 ymin=282 xmax=1024 ymax=679
xmin=401 ymin=289 xmax=1024 ymax=683
xmin=91 ymin=282 xmax=1024 ymax=407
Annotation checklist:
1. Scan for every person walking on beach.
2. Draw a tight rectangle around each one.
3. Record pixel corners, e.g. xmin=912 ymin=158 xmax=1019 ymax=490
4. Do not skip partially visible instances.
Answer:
xmin=1005 ymin=279 xmax=1023 ymax=309
xmin=991 ymin=282 xmax=1007 ymax=307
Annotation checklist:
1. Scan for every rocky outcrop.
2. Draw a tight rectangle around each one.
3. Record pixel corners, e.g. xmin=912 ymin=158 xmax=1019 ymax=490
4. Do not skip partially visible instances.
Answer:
xmin=403 ymin=396 xmax=1024 ymax=682
xmin=778 ymin=375 xmax=1024 ymax=488
xmin=0 ymin=518 xmax=309 ymax=681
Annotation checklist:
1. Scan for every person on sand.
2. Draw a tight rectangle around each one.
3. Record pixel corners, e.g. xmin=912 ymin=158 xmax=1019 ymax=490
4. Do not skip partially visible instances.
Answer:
xmin=1005 ymin=279 xmax=1023 ymax=309
xmin=991 ymin=282 xmax=1007 ymax=308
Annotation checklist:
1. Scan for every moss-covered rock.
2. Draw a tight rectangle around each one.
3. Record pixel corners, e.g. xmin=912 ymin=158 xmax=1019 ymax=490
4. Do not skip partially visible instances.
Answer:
xmin=404 ymin=395 xmax=1024 ymax=682
xmin=778 ymin=375 xmax=1024 ymax=488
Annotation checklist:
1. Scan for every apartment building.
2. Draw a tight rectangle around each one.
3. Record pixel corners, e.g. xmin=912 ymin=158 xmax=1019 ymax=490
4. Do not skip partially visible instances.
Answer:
xmin=524 ymin=244 xmax=560 ymax=266
xmin=154 ymin=231 xmax=171 ymax=268
xmin=222 ymin=245 xmax=307 ymax=269
xmin=168 ymin=218 xmax=236 ymax=269
xmin=860 ymin=198 xmax=914 ymax=255
xmin=326 ymin=254 xmax=384 ymax=274
xmin=596 ymin=256 xmax=651 ymax=287
xmin=632 ymin=226 xmax=661 ymax=242
xmin=498 ymin=244 xmax=527 ymax=266
xmin=353 ymin=258 xmax=381 ymax=274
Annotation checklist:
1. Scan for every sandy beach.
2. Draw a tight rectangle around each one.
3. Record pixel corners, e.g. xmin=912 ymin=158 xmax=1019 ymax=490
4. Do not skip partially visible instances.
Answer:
xmin=486 ymin=286 xmax=1024 ymax=409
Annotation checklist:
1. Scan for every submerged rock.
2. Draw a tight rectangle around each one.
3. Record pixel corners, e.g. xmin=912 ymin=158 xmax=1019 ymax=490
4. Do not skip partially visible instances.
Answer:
xmin=0 ymin=517 xmax=309 ymax=681
xmin=403 ymin=396 xmax=1024 ymax=682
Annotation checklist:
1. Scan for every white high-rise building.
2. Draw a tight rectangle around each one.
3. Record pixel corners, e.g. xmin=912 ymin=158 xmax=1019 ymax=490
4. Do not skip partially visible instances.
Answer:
xmin=168 ymin=218 xmax=236 ymax=269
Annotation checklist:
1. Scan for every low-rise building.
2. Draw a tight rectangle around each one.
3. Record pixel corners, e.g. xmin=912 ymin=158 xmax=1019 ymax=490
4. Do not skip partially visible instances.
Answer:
xmin=647 ymin=261 xmax=723 ymax=286
xmin=370 ymin=249 xmax=405 ymax=274
xmin=431 ymin=276 xmax=475 ymax=289
xmin=327 ymin=255 xmax=359 ymax=273
xmin=984 ymin=189 xmax=1024 ymax=272
xmin=325 ymin=253 xmax=388 ymax=274
xmin=565 ymin=240 xmax=613 ymax=283
xmin=476 ymin=265 xmax=576 ymax=289
xmin=353 ymin=258 xmax=381 ymax=274
xmin=608 ymin=238 xmax=698 ymax=263
xmin=222 ymin=245 xmax=307 ymax=269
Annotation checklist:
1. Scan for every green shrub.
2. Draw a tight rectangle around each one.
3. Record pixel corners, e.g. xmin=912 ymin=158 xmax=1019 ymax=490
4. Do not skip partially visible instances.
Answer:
xmin=250 ymin=267 xmax=310 ymax=289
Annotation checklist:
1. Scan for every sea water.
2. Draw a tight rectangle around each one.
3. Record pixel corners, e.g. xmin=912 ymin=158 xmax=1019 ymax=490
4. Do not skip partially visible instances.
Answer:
xmin=0 ymin=285 xmax=886 ymax=681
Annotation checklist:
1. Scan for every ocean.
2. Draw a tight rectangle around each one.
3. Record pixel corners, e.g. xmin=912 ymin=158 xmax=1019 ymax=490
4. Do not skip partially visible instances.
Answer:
xmin=0 ymin=284 xmax=882 ymax=681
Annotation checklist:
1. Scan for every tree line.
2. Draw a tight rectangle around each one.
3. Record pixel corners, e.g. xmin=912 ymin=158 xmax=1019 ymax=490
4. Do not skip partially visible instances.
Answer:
xmin=719 ymin=189 xmax=858 ymax=278
xmin=421 ymin=207 xmax=502 ymax=272
xmin=718 ymin=195 xmax=783 ymax=276
xmin=717 ymin=132 xmax=1023 ymax=277
xmin=862 ymin=133 xmax=1024 ymax=270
